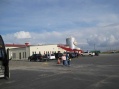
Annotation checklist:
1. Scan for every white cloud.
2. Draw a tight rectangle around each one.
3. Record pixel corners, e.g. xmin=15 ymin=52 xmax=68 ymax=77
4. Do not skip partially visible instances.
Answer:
xmin=1 ymin=0 xmax=119 ymax=51
xmin=2 ymin=26 xmax=119 ymax=51
xmin=87 ymin=28 xmax=119 ymax=47
xmin=14 ymin=31 xmax=31 ymax=39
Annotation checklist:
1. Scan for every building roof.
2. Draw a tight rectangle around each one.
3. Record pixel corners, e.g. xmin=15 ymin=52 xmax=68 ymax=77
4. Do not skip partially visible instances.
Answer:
xmin=5 ymin=43 xmax=57 ymax=48
xmin=58 ymin=44 xmax=83 ymax=52
xmin=5 ymin=44 xmax=27 ymax=47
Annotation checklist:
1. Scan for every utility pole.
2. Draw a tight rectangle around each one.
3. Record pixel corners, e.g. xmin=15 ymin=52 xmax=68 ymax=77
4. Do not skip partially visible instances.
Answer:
xmin=94 ymin=43 xmax=95 ymax=51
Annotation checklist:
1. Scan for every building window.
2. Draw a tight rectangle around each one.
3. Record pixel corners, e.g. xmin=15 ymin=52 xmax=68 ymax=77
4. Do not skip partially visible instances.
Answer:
xmin=19 ymin=52 xmax=21 ymax=59
xmin=25 ymin=52 xmax=26 ymax=58
xmin=13 ymin=53 xmax=16 ymax=59
xmin=23 ymin=52 xmax=24 ymax=58
xmin=39 ymin=51 xmax=41 ymax=54
xmin=32 ymin=52 xmax=34 ymax=54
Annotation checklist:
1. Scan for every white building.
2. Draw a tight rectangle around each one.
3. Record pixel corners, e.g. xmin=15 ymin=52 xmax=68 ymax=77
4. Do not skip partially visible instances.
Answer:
xmin=5 ymin=44 xmax=65 ymax=60
xmin=5 ymin=37 xmax=82 ymax=60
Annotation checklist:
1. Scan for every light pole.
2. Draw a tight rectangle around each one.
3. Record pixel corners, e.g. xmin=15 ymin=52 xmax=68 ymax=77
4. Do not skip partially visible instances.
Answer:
xmin=94 ymin=43 xmax=95 ymax=51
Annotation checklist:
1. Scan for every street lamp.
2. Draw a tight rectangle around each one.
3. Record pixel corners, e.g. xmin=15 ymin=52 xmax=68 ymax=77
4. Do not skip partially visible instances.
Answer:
xmin=94 ymin=43 xmax=95 ymax=51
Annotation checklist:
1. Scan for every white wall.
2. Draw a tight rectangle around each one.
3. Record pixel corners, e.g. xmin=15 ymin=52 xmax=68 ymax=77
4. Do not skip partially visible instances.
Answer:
xmin=8 ymin=44 xmax=66 ymax=60
xmin=29 ymin=45 xmax=59 ymax=55
xmin=9 ymin=47 xmax=26 ymax=60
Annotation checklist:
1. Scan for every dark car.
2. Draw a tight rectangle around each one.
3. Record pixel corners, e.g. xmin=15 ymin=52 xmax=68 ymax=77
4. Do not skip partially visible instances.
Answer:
xmin=69 ymin=53 xmax=77 ymax=58
xmin=28 ymin=54 xmax=43 ymax=62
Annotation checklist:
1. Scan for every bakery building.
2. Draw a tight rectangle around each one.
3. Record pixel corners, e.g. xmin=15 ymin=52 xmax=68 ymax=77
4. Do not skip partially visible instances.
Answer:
xmin=5 ymin=37 xmax=82 ymax=60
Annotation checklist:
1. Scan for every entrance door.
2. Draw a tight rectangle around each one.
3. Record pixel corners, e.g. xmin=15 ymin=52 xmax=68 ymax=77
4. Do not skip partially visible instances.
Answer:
xmin=19 ymin=52 xmax=21 ymax=60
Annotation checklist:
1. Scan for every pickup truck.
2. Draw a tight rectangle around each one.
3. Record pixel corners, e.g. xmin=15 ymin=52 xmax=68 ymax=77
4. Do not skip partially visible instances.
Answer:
xmin=80 ymin=52 xmax=95 ymax=56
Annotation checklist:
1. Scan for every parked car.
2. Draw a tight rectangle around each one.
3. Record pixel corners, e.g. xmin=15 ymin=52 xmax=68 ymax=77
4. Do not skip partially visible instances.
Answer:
xmin=67 ymin=52 xmax=79 ymax=58
xmin=48 ymin=54 xmax=56 ymax=59
xmin=28 ymin=54 xmax=44 ymax=62
xmin=90 ymin=50 xmax=100 ymax=56
xmin=69 ymin=53 xmax=76 ymax=58
xmin=80 ymin=52 xmax=94 ymax=57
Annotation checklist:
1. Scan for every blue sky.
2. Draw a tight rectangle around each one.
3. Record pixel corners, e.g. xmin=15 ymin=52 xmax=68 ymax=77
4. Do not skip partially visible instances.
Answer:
xmin=0 ymin=0 xmax=119 ymax=51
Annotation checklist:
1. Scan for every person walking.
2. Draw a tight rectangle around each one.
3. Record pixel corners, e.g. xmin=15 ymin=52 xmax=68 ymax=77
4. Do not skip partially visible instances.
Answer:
xmin=67 ymin=53 xmax=71 ymax=66
xmin=61 ymin=54 xmax=67 ymax=66
xmin=57 ymin=51 xmax=62 ymax=64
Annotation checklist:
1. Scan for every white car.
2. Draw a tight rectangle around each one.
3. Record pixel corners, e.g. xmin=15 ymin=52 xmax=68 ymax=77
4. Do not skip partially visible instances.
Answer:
xmin=81 ymin=52 xmax=95 ymax=56
xmin=48 ymin=54 xmax=56 ymax=59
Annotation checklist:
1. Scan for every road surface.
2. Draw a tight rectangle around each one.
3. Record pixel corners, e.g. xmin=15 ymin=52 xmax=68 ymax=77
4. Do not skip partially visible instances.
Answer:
xmin=0 ymin=53 xmax=119 ymax=89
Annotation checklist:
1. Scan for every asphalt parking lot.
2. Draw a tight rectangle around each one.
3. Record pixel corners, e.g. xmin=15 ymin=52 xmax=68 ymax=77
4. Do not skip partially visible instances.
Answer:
xmin=0 ymin=53 xmax=119 ymax=89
